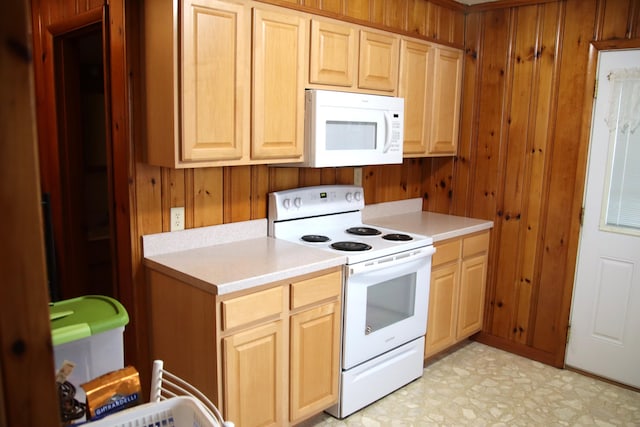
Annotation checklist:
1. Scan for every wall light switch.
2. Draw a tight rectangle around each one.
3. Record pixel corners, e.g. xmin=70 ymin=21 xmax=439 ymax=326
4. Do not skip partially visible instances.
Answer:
xmin=170 ymin=207 xmax=185 ymax=231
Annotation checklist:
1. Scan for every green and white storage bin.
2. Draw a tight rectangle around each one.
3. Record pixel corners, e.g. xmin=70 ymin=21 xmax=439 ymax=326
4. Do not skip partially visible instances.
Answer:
xmin=50 ymin=295 xmax=129 ymax=401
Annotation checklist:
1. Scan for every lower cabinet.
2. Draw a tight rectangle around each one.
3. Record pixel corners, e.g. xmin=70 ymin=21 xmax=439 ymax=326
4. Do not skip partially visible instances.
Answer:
xmin=220 ymin=268 xmax=342 ymax=426
xmin=425 ymin=231 xmax=490 ymax=359
xmin=290 ymin=301 xmax=340 ymax=421
xmin=148 ymin=267 xmax=342 ymax=427
xmin=223 ymin=321 xmax=285 ymax=427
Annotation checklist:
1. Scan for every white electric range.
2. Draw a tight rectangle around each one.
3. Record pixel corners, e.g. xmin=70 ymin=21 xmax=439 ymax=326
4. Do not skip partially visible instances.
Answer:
xmin=268 ymin=185 xmax=435 ymax=418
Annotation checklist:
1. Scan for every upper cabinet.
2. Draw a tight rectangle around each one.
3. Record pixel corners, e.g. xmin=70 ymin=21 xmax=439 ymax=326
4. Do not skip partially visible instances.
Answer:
xmin=398 ymin=39 xmax=434 ymax=155
xmin=309 ymin=19 xmax=398 ymax=95
xmin=142 ymin=0 xmax=304 ymax=168
xmin=143 ymin=1 xmax=463 ymax=167
xmin=358 ymin=30 xmax=399 ymax=93
xmin=252 ymin=9 xmax=306 ymax=161
xmin=399 ymin=38 xmax=463 ymax=157
xmin=430 ymin=46 xmax=463 ymax=155
xmin=309 ymin=20 xmax=356 ymax=88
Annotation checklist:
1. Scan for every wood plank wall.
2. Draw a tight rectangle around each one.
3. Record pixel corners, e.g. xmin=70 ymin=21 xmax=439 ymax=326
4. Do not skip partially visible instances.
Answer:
xmin=456 ymin=0 xmax=640 ymax=367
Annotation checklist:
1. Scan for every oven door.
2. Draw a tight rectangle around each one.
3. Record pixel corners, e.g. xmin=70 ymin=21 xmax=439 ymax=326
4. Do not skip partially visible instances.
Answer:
xmin=342 ymin=246 xmax=435 ymax=370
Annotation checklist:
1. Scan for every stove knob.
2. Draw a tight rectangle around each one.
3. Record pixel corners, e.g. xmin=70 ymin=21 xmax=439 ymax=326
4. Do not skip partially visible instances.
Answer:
xmin=282 ymin=198 xmax=291 ymax=209
xmin=345 ymin=192 xmax=353 ymax=202
xmin=354 ymin=191 xmax=362 ymax=201
xmin=293 ymin=197 xmax=302 ymax=208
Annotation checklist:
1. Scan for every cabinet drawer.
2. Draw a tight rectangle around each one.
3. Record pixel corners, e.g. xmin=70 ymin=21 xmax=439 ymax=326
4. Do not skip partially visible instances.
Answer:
xmin=432 ymin=239 xmax=461 ymax=267
xmin=291 ymin=271 xmax=342 ymax=309
xmin=463 ymin=231 xmax=490 ymax=258
xmin=222 ymin=286 xmax=283 ymax=330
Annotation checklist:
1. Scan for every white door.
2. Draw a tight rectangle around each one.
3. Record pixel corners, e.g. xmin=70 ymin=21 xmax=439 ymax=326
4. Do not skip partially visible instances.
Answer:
xmin=565 ymin=49 xmax=640 ymax=388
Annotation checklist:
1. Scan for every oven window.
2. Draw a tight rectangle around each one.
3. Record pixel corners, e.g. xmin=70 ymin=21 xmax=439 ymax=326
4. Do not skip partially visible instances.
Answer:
xmin=326 ymin=121 xmax=377 ymax=150
xmin=365 ymin=273 xmax=416 ymax=334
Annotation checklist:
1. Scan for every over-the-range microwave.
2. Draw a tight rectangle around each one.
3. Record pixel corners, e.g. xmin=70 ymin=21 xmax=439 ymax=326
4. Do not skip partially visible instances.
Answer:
xmin=283 ymin=89 xmax=404 ymax=168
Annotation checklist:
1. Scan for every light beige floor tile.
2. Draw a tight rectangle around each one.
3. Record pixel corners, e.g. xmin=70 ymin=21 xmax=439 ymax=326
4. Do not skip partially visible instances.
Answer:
xmin=300 ymin=342 xmax=640 ymax=426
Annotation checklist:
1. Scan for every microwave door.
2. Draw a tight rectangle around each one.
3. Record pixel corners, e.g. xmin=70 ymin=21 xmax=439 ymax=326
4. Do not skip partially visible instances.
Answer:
xmin=315 ymin=108 xmax=388 ymax=167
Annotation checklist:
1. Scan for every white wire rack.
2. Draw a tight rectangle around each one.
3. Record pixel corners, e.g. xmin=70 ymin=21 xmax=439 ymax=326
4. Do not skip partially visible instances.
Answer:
xmin=84 ymin=360 xmax=233 ymax=427
xmin=150 ymin=360 xmax=234 ymax=427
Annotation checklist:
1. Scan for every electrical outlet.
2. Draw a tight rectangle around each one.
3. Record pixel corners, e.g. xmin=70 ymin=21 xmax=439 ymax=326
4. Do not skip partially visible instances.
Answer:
xmin=170 ymin=207 xmax=185 ymax=231
xmin=354 ymin=167 xmax=363 ymax=186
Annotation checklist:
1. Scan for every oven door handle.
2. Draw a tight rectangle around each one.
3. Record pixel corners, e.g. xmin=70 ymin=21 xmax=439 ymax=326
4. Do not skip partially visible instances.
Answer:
xmin=348 ymin=245 xmax=436 ymax=276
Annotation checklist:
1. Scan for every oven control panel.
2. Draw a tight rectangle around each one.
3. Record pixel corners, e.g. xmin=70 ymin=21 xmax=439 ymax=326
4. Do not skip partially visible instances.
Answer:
xmin=268 ymin=185 xmax=365 ymax=221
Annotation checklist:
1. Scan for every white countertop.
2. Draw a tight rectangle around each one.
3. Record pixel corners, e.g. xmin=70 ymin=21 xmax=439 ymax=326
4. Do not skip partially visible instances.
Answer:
xmin=142 ymin=203 xmax=492 ymax=296
xmin=143 ymin=219 xmax=346 ymax=295
xmin=363 ymin=199 xmax=493 ymax=242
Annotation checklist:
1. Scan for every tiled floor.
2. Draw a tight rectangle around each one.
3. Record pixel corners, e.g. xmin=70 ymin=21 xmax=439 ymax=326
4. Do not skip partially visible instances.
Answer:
xmin=300 ymin=341 xmax=640 ymax=426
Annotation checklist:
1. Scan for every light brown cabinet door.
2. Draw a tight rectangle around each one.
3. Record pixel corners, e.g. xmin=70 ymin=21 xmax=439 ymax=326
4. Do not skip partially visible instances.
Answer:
xmin=429 ymin=46 xmax=463 ymax=155
xmin=358 ymin=30 xmax=399 ymax=92
xmin=399 ymin=39 xmax=434 ymax=155
xmin=309 ymin=19 xmax=356 ymax=87
xmin=223 ymin=320 xmax=285 ymax=427
xmin=290 ymin=301 xmax=340 ymax=422
xmin=252 ymin=8 xmax=306 ymax=160
xmin=182 ymin=0 xmax=249 ymax=161
xmin=457 ymin=252 xmax=488 ymax=339
xmin=425 ymin=262 xmax=459 ymax=359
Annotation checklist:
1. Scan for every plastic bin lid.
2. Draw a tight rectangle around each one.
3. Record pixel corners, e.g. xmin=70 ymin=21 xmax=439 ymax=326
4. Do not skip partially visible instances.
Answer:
xmin=49 ymin=295 xmax=129 ymax=346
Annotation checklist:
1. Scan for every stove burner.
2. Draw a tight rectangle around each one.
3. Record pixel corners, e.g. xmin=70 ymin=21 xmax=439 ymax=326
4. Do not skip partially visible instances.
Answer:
xmin=330 ymin=241 xmax=372 ymax=252
xmin=346 ymin=226 xmax=381 ymax=236
xmin=382 ymin=233 xmax=413 ymax=241
xmin=301 ymin=234 xmax=330 ymax=243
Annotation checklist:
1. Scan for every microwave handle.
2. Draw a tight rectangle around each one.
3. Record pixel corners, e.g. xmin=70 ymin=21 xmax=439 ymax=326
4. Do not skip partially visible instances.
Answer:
xmin=383 ymin=112 xmax=392 ymax=153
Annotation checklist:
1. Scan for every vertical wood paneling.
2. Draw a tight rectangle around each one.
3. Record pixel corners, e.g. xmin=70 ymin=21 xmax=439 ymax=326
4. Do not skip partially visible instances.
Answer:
xmin=471 ymin=6 xmax=515 ymax=337
xmin=630 ymin=1 xmax=640 ymax=38
xmin=251 ymin=165 xmax=270 ymax=219
xmin=268 ymin=167 xmax=301 ymax=192
xmin=369 ymin=0 xmax=384 ymax=25
xmin=503 ymin=5 xmax=539 ymax=345
xmin=136 ymin=164 xmax=163 ymax=235
xmin=426 ymin=3 xmax=439 ymax=39
xmin=336 ymin=166 xmax=355 ymax=184
xmin=438 ymin=7 xmax=454 ymax=44
xmin=161 ymin=168 xmax=186 ymax=231
xmin=469 ymin=10 xmax=510 ymax=223
xmin=89 ymin=0 xmax=104 ymax=10
xmin=532 ymin=0 xmax=597 ymax=355
xmin=519 ymin=1 xmax=561 ymax=347
xmin=224 ymin=166 xmax=252 ymax=222
xmin=344 ymin=0 xmax=370 ymax=21
xmin=299 ymin=168 xmax=324 ymax=187
xmin=425 ymin=158 xmax=455 ymax=213
xmin=384 ymin=0 xmax=406 ymax=30
xmin=452 ymin=13 xmax=481 ymax=217
xmin=601 ymin=0 xmax=632 ymax=39
xmin=303 ymin=0 xmax=320 ymax=9
xmin=319 ymin=0 xmax=343 ymax=14
xmin=405 ymin=158 xmax=424 ymax=199
xmin=380 ymin=163 xmax=404 ymax=201
xmin=407 ymin=0 xmax=427 ymax=36
xmin=452 ymin=8 xmax=465 ymax=46
xmin=193 ymin=168 xmax=224 ymax=227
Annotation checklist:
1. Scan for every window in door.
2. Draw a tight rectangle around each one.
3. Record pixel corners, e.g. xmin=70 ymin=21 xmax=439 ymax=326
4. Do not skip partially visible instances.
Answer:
xmin=602 ymin=67 xmax=640 ymax=235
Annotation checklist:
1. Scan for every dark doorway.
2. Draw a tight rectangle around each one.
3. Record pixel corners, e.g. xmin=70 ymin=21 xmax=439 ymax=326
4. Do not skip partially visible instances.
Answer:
xmin=45 ymin=22 xmax=116 ymax=300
